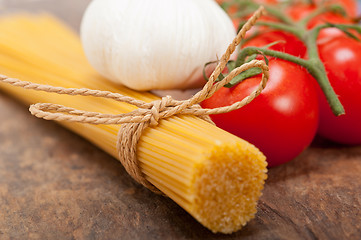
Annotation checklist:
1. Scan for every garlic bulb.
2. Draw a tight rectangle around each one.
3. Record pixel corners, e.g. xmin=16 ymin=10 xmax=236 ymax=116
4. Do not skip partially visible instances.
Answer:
xmin=81 ymin=0 xmax=236 ymax=91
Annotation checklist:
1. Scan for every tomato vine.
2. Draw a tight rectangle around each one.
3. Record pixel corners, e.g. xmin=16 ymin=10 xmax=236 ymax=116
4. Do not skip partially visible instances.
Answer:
xmin=220 ymin=1 xmax=361 ymax=116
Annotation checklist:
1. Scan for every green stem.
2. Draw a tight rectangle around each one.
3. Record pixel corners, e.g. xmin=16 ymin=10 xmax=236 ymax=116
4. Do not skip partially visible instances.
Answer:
xmin=299 ymin=7 xmax=328 ymax=27
xmin=239 ymin=47 xmax=309 ymax=66
xmin=305 ymin=28 xmax=321 ymax=59
xmin=238 ymin=1 xmax=295 ymax=25
xmin=305 ymin=61 xmax=345 ymax=116
xmin=239 ymin=47 xmax=345 ymax=116
xmin=254 ymin=21 xmax=305 ymax=39
xmin=219 ymin=3 xmax=353 ymax=116
xmin=299 ymin=4 xmax=347 ymax=27
xmin=262 ymin=5 xmax=295 ymax=25
xmin=324 ymin=24 xmax=361 ymax=33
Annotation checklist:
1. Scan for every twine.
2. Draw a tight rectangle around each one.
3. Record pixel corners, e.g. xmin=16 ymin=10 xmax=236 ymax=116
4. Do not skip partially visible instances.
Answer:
xmin=0 ymin=7 xmax=268 ymax=193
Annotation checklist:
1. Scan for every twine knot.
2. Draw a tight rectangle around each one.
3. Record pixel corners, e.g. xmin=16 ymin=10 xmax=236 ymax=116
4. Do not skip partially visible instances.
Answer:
xmin=0 ymin=7 xmax=268 ymax=193
xmin=149 ymin=95 xmax=173 ymax=127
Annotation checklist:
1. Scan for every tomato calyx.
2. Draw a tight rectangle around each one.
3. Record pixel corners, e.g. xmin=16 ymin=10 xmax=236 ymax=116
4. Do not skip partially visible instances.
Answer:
xmin=203 ymin=50 xmax=270 ymax=88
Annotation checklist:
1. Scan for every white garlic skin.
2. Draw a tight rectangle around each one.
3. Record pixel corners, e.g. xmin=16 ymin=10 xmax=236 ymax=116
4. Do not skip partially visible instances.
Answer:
xmin=81 ymin=0 xmax=236 ymax=91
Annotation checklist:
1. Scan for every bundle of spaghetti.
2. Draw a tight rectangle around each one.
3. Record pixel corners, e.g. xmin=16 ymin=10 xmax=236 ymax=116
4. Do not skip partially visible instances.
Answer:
xmin=0 ymin=14 xmax=267 ymax=233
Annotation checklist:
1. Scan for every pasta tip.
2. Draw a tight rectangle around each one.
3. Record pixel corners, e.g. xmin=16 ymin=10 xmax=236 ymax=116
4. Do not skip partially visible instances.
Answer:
xmin=191 ymin=141 xmax=267 ymax=234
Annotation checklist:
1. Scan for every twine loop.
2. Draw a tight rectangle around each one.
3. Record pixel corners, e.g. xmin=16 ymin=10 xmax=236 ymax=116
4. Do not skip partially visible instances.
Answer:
xmin=0 ymin=7 xmax=268 ymax=193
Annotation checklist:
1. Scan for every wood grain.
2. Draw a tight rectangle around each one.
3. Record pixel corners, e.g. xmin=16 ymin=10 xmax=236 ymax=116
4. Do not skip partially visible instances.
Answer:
xmin=0 ymin=1 xmax=360 ymax=239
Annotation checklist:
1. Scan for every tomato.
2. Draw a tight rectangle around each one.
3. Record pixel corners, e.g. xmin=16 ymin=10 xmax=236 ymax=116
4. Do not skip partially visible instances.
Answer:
xmin=201 ymin=59 xmax=319 ymax=167
xmin=287 ymin=4 xmax=352 ymax=24
xmin=311 ymin=13 xmax=356 ymax=43
xmin=317 ymin=36 xmax=361 ymax=144
xmin=287 ymin=1 xmax=357 ymax=19
xmin=313 ymin=0 xmax=358 ymax=18
xmin=286 ymin=4 xmax=356 ymax=43
xmin=243 ymin=30 xmax=307 ymax=57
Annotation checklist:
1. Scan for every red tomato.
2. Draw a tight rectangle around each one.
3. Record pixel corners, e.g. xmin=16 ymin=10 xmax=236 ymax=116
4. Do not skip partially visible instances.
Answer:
xmin=311 ymin=13 xmax=356 ymax=43
xmin=287 ymin=4 xmax=352 ymax=24
xmin=243 ymin=30 xmax=307 ymax=57
xmin=286 ymin=4 xmax=356 ymax=42
xmin=201 ymin=60 xmax=319 ymax=167
xmin=317 ymin=36 xmax=361 ymax=144
xmin=287 ymin=1 xmax=357 ymax=19
xmin=313 ymin=0 xmax=358 ymax=18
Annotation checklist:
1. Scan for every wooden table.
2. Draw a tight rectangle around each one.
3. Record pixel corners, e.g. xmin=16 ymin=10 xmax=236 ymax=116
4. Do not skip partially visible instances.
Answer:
xmin=0 ymin=1 xmax=360 ymax=239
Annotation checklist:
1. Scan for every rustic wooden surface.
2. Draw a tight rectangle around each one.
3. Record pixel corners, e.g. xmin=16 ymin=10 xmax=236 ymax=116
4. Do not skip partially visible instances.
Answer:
xmin=0 ymin=1 xmax=360 ymax=239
